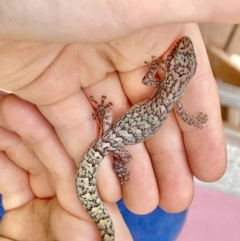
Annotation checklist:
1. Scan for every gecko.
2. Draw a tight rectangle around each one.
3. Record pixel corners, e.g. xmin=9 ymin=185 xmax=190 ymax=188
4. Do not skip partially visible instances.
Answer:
xmin=75 ymin=36 xmax=208 ymax=241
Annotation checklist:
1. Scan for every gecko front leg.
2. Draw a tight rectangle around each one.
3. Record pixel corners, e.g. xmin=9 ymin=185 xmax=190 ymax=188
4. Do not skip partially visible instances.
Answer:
xmin=90 ymin=95 xmax=113 ymax=134
xmin=142 ymin=56 xmax=165 ymax=87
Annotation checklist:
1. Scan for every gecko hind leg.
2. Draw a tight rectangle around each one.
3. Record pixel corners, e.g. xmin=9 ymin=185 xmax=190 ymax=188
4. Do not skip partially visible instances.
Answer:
xmin=112 ymin=146 xmax=132 ymax=185
xmin=176 ymin=95 xmax=208 ymax=129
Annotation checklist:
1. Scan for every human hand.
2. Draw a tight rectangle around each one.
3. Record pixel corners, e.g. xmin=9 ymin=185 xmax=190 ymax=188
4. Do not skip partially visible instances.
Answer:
xmin=0 ymin=26 xmax=226 ymax=240
xmin=0 ymin=1 xmax=236 ymax=240
xmin=0 ymin=93 xmax=132 ymax=240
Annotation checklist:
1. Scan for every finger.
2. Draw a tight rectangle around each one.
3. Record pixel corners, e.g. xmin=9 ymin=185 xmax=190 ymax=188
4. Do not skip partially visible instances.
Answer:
xmin=0 ymin=95 xmax=85 ymax=218
xmin=145 ymin=113 xmax=194 ymax=212
xmin=176 ymin=25 xmax=227 ymax=181
xmin=0 ymin=125 xmax=54 ymax=198
xmin=120 ymin=144 xmax=159 ymax=214
xmin=0 ymin=151 xmax=34 ymax=210
xmin=0 ymin=1 xmax=239 ymax=42
xmin=38 ymin=90 xmax=97 ymax=162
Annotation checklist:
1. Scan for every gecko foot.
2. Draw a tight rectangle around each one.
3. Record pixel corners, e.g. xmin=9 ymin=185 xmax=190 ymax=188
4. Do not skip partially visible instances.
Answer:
xmin=90 ymin=95 xmax=113 ymax=120
xmin=145 ymin=56 xmax=164 ymax=69
xmin=192 ymin=112 xmax=208 ymax=129
xmin=113 ymin=161 xmax=130 ymax=185
xmin=181 ymin=112 xmax=208 ymax=129
xmin=144 ymin=56 xmax=156 ymax=65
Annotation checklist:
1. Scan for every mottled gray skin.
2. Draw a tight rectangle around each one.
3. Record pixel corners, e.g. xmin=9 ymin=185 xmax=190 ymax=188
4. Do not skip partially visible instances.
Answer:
xmin=76 ymin=37 xmax=208 ymax=241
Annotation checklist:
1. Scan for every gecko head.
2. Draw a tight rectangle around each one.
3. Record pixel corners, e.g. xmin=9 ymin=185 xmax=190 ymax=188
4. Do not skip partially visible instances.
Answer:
xmin=165 ymin=36 xmax=197 ymax=83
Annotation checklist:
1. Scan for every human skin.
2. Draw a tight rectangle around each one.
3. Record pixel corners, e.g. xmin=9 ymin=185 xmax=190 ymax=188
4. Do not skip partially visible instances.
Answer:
xmin=0 ymin=0 xmax=238 ymax=240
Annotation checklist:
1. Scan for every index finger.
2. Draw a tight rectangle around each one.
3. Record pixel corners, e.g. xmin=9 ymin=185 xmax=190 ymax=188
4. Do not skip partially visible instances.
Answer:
xmin=176 ymin=25 xmax=227 ymax=181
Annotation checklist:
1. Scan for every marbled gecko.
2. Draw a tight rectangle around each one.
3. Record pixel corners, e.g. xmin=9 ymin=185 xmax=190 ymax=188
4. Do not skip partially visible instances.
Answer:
xmin=75 ymin=36 xmax=208 ymax=241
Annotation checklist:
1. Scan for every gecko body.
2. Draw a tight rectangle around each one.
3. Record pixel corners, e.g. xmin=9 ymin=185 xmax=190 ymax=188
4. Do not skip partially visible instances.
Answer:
xmin=76 ymin=36 xmax=208 ymax=241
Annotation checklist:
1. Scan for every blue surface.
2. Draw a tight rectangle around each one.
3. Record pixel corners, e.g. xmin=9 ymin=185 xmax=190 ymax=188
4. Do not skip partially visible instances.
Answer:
xmin=117 ymin=199 xmax=187 ymax=241
xmin=0 ymin=194 xmax=186 ymax=240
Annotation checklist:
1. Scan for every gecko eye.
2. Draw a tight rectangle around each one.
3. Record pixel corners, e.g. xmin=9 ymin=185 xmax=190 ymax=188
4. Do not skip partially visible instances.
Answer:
xmin=187 ymin=53 xmax=196 ymax=61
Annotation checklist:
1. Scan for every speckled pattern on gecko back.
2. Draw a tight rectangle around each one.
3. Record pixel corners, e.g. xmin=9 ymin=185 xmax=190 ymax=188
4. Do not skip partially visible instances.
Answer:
xmin=75 ymin=36 xmax=208 ymax=241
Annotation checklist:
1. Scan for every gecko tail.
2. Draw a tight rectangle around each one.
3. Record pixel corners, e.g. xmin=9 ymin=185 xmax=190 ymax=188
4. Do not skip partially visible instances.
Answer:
xmin=76 ymin=147 xmax=115 ymax=241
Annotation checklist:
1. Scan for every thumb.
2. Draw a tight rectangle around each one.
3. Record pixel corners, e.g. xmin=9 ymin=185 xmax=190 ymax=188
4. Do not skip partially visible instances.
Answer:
xmin=0 ymin=0 xmax=239 ymax=43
